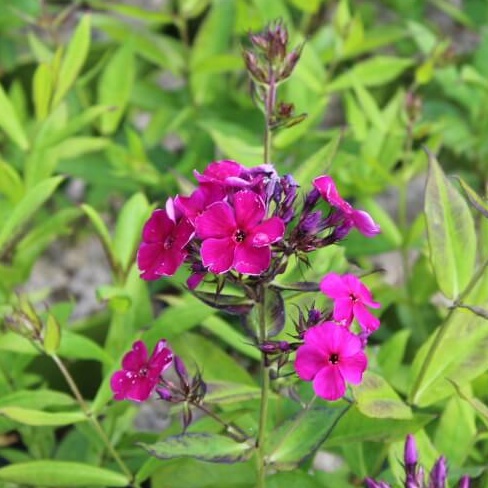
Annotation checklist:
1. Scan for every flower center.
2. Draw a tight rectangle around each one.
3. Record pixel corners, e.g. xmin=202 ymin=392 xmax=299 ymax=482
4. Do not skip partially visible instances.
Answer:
xmin=349 ymin=293 xmax=358 ymax=302
xmin=164 ymin=236 xmax=175 ymax=249
xmin=328 ymin=353 xmax=340 ymax=365
xmin=139 ymin=366 xmax=149 ymax=377
xmin=234 ymin=229 xmax=246 ymax=242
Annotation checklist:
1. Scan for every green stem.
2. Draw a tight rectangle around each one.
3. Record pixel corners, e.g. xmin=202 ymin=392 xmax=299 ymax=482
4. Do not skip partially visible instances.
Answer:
xmin=410 ymin=256 xmax=488 ymax=403
xmin=51 ymin=354 xmax=139 ymax=487
xmin=256 ymin=288 xmax=270 ymax=488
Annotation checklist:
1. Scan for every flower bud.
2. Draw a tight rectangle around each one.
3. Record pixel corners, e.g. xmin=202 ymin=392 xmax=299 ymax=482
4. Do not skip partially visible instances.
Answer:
xmin=404 ymin=434 xmax=418 ymax=474
xmin=429 ymin=456 xmax=447 ymax=488
xmin=458 ymin=476 xmax=470 ymax=488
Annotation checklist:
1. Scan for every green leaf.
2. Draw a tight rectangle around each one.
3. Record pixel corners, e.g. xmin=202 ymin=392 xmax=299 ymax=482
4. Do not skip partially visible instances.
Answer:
xmin=267 ymin=471 xmax=322 ymax=488
xmin=425 ymin=151 xmax=476 ymax=298
xmin=449 ymin=379 xmax=488 ymax=428
xmin=0 ymin=83 xmax=29 ymax=149
xmin=0 ymin=389 xmax=74 ymax=409
xmin=204 ymin=382 xmax=263 ymax=404
xmin=266 ymin=407 xmax=348 ymax=467
xmin=50 ymin=137 xmax=110 ymax=159
xmin=326 ymin=56 xmax=413 ymax=92
xmin=455 ymin=175 xmax=488 ymax=218
xmin=98 ymin=42 xmax=135 ymax=134
xmin=97 ymin=285 xmax=132 ymax=312
xmin=0 ymin=407 xmax=85 ymax=426
xmin=33 ymin=62 xmax=54 ymax=120
xmin=52 ymin=15 xmax=91 ymax=106
xmin=140 ymin=433 xmax=253 ymax=463
xmin=146 ymin=458 xmax=255 ymax=487
xmin=0 ymin=176 xmax=64 ymax=256
xmin=59 ymin=330 xmax=114 ymax=366
xmin=81 ymin=203 xmax=119 ymax=273
xmin=353 ymin=371 xmax=412 ymax=419
xmin=324 ymin=407 xmax=434 ymax=447
xmin=434 ymin=395 xmax=476 ymax=465
xmin=246 ymin=287 xmax=285 ymax=338
xmin=193 ymin=291 xmax=254 ymax=315
xmin=0 ymin=461 xmax=129 ymax=487
xmin=0 ymin=159 xmax=24 ymax=203
xmin=43 ymin=312 xmax=61 ymax=354
xmin=112 ymin=192 xmax=150 ymax=272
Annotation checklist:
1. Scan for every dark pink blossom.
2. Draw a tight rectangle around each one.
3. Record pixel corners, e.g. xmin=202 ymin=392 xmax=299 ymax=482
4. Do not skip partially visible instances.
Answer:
xmin=313 ymin=175 xmax=380 ymax=237
xmin=195 ymin=190 xmax=284 ymax=275
xmin=137 ymin=199 xmax=194 ymax=280
xmin=320 ymin=273 xmax=380 ymax=332
xmin=175 ymin=183 xmax=225 ymax=225
xmin=295 ymin=322 xmax=367 ymax=401
xmin=194 ymin=160 xmax=247 ymax=187
xmin=111 ymin=340 xmax=173 ymax=402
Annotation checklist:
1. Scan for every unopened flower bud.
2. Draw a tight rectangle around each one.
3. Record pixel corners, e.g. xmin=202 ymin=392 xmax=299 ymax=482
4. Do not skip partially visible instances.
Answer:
xmin=307 ymin=308 xmax=321 ymax=326
xmin=458 ymin=476 xmax=470 ymax=488
xmin=157 ymin=388 xmax=173 ymax=402
xmin=303 ymin=188 xmax=320 ymax=211
xmin=280 ymin=45 xmax=303 ymax=80
xmin=404 ymin=434 xmax=418 ymax=474
xmin=174 ymin=356 xmax=188 ymax=382
xmin=429 ymin=456 xmax=447 ymax=488
xmin=242 ymin=50 xmax=267 ymax=83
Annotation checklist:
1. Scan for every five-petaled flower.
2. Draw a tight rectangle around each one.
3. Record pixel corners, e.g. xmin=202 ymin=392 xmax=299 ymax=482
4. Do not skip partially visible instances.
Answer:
xmin=137 ymin=199 xmax=194 ymax=280
xmin=320 ymin=273 xmax=380 ymax=333
xmin=195 ymin=190 xmax=284 ymax=275
xmin=111 ymin=340 xmax=173 ymax=402
xmin=313 ymin=175 xmax=380 ymax=237
xmin=295 ymin=321 xmax=368 ymax=401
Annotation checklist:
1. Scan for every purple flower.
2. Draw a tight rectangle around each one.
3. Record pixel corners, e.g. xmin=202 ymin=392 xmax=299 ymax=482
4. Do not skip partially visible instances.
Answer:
xmin=137 ymin=199 xmax=194 ymax=280
xmin=313 ymin=175 xmax=380 ymax=237
xmin=195 ymin=190 xmax=285 ymax=275
xmin=458 ymin=476 xmax=470 ymax=488
xmin=295 ymin=321 xmax=368 ymax=401
xmin=429 ymin=456 xmax=447 ymax=488
xmin=111 ymin=340 xmax=173 ymax=402
xmin=320 ymin=273 xmax=380 ymax=333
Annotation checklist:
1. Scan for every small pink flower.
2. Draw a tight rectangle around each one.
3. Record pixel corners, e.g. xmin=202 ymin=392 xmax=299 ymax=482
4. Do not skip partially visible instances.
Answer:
xmin=295 ymin=322 xmax=368 ymax=401
xmin=194 ymin=160 xmax=247 ymax=187
xmin=313 ymin=175 xmax=380 ymax=237
xmin=195 ymin=190 xmax=285 ymax=275
xmin=111 ymin=340 xmax=173 ymax=402
xmin=175 ymin=183 xmax=225 ymax=225
xmin=137 ymin=199 xmax=194 ymax=280
xmin=320 ymin=273 xmax=380 ymax=332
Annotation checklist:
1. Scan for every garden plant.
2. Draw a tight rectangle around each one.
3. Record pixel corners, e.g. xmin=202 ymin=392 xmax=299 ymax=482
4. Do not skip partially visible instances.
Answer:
xmin=0 ymin=1 xmax=487 ymax=487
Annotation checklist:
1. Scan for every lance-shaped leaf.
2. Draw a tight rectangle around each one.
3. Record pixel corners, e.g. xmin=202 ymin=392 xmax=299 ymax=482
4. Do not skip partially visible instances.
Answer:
xmin=448 ymin=379 xmax=488 ymax=428
xmin=353 ymin=371 xmax=412 ymax=419
xmin=0 ymin=461 xmax=129 ymax=487
xmin=246 ymin=287 xmax=286 ymax=338
xmin=266 ymin=407 xmax=348 ymax=468
xmin=192 ymin=290 xmax=254 ymax=315
xmin=139 ymin=433 xmax=253 ymax=463
xmin=424 ymin=151 xmax=476 ymax=298
xmin=455 ymin=176 xmax=488 ymax=219
xmin=0 ymin=407 xmax=85 ymax=426
xmin=43 ymin=312 xmax=61 ymax=354
xmin=0 ymin=84 xmax=29 ymax=150
xmin=271 ymin=281 xmax=320 ymax=292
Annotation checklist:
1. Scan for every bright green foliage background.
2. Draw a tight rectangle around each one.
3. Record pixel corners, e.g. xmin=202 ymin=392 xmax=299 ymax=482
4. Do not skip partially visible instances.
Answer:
xmin=0 ymin=0 xmax=488 ymax=487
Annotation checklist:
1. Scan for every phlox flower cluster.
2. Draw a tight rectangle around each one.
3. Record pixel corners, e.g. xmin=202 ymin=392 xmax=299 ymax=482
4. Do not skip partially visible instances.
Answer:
xmin=137 ymin=159 xmax=379 ymax=285
xmin=112 ymin=160 xmax=382 ymax=404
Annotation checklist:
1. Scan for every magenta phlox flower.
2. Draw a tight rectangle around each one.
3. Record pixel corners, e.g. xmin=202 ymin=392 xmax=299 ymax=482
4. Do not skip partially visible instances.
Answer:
xmin=175 ymin=183 xmax=225 ymax=224
xmin=320 ymin=273 xmax=380 ymax=332
xmin=137 ymin=199 xmax=194 ymax=280
xmin=111 ymin=340 xmax=173 ymax=402
xmin=313 ymin=175 xmax=380 ymax=237
xmin=195 ymin=190 xmax=285 ymax=274
xmin=295 ymin=321 xmax=368 ymax=401
xmin=194 ymin=160 xmax=248 ymax=187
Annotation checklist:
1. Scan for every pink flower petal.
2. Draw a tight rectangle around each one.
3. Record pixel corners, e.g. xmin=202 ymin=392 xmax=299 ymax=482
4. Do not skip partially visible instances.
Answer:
xmin=201 ymin=237 xmax=235 ymax=274
xmin=320 ymin=273 xmax=349 ymax=299
xmin=351 ymin=210 xmax=381 ymax=237
xmin=233 ymin=241 xmax=270 ymax=275
xmin=250 ymin=217 xmax=285 ymax=247
xmin=149 ymin=342 xmax=173 ymax=373
xmin=110 ymin=371 xmax=132 ymax=400
xmin=339 ymin=351 xmax=368 ymax=385
xmin=332 ymin=297 xmax=354 ymax=325
xmin=142 ymin=209 xmax=174 ymax=243
xmin=295 ymin=345 xmax=327 ymax=381
xmin=302 ymin=322 xmax=337 ymax=354
xmin=122 ymin=341 xmax=148 ymax=370
xmin=195 ymin=202 xmax=236 ymax=239
xmin=126 ymin=377 xmax=155 ymax=402
xmin=312 ymin=365 xmax=346 ymax=401
xmin=346 ymin=276 xmax=380 ymax=308
xmin=313 ymin=175 xmax=351 ymax=213
xmin=353 ymin=302 xmax=380 ymax=332
xmin=172 ymin=217 xmax=195 ymax=248
xmin=233 ymin=191 xmax=265 ymax=230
